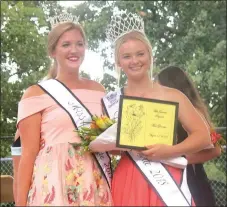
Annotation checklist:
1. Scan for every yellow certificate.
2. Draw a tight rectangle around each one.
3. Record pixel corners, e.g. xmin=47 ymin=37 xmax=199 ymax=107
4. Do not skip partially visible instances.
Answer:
xmin=116 ymin=96 xmax=178 ymax=150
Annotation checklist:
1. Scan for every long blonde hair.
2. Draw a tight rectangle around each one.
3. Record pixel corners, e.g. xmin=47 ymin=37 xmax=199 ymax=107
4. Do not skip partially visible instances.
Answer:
xmin=45 ymin=22 xmax=87 ymax=79
xmin=114 ymin=31 xmax=153 ymax=85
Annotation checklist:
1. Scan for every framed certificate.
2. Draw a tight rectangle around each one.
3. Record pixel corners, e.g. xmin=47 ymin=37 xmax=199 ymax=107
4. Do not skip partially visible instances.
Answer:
xmin=116 ymin=95 xmax=179 ymax=150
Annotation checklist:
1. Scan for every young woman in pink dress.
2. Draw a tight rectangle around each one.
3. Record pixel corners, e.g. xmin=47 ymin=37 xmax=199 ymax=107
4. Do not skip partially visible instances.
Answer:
xmin=104 ymin=13 xmax=211 ymax=206
xmin=14 ymin=14 xmax=112 ymax=206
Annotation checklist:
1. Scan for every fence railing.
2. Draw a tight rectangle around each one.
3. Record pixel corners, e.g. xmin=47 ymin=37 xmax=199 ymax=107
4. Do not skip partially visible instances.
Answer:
xmin=1 ymin=127 xmax=226 ymax=206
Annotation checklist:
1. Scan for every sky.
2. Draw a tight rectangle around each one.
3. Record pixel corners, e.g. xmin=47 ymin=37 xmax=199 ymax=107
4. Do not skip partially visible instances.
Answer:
xmin=59 ymin=1 xmax=83 ymax=7
xmin=59 ymin=1 xmax=105 ymax=80
xmin=80 ymin=50 xmax=105 ymax=80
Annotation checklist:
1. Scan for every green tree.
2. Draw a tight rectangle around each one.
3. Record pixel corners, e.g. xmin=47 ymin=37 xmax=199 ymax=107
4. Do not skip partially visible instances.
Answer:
xmin=80 ymin=70 xmax=91 ymax=79
xmin=1 ymin=1 xmax=65 ymax=136
xmin=1 ymin=0 xmax=226 ymax=137
xmin=77 ymin=1 xmax=226 ymax=128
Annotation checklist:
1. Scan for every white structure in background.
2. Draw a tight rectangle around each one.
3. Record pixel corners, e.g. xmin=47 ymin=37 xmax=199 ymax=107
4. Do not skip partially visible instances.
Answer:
xmin=58 ymin=1 xmax=105 ymax=80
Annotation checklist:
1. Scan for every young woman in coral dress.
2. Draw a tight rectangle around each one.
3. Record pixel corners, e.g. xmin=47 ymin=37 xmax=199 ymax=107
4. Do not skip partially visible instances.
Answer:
xmin=102 ymin=12 xmax=211 ymax=206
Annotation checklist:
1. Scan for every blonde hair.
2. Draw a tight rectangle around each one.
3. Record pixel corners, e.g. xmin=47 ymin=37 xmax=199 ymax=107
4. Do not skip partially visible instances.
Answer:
xmin=46 ymin=22 xmax=87 ymax=79
xmin=114 ymin=31 xmax=153 ymax=85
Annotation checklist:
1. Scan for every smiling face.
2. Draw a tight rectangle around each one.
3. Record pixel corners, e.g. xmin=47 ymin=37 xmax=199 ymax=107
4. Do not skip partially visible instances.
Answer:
xmin=117 ymin=38 xmax=151 ymax=81
xmin=51 ymin=28 xmax=85 ymax=74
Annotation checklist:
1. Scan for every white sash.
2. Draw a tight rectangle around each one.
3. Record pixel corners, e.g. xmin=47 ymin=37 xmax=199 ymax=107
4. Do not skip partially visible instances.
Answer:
xmin=38 ymin=79 xmax=112 ymax=188
xmin=102 ymin=89 xmax=192 ymax=206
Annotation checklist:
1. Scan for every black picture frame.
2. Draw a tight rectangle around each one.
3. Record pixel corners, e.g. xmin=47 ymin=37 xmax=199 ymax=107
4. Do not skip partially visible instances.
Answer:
xmin=116 ymin=95 xmax=179 ymax=150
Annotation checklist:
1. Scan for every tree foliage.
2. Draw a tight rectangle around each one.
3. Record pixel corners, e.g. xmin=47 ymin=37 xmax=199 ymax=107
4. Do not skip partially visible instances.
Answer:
xmin=80 ymin=1 xmax=226 ymax=127
xmin=1 ymin=1 xmax=50 ymax=136
xmin=1 ymin=0 xmax=226 ymax=139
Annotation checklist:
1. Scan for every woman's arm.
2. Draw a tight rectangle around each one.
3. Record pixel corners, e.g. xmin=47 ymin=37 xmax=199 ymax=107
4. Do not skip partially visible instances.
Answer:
xmin=186 ymin=145 xmax=221 ymax=164
xmin=16 ymin=86 xmax=42 ymax=206
xmin=142 ymin=90 xmax=211 ymax=160
xmin=13 ymin=156 xmax=20 ymax=202
xmin=171 ymin=90 xmax=211 ymax=156
xmin=16 ymin=113 xmax=41 ymax=206
xmin=185 ymin=109 xmax=221 ymax=164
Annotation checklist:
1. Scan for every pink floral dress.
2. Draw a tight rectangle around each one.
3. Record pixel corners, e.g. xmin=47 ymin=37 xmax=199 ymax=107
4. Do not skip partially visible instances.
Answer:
xmin=17 ymin=89 xmax=112 ymax=206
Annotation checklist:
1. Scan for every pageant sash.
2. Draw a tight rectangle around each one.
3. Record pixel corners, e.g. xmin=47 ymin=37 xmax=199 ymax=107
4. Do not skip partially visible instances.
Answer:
xmin=101 ymin=88 xmax=122 ymax=122
xmin=128 ymin=151 xmax=191 ymax=206
xmin=181 ymin=166 xmax=193 ymax=204
xmin=38 ymin=79 xmax=112 ymax=188
xmin=102 ymin=89 xmax=192 ymax=206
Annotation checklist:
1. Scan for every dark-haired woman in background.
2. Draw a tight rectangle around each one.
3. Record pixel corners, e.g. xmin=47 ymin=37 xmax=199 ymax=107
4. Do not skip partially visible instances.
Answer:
xmin=156 ymin=66 xmax=221 ymax=206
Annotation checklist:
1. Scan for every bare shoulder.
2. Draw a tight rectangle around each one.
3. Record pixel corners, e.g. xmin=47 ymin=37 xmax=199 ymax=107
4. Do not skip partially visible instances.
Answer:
xmin=168 ymin=88 xmax=188 ymax=103
xmin=21 ymin=85 xmax=45 ymax=100
xmin=158 ymin=85 xmax=188 ymax=103
xmin=83 ymin=79 xmax=105 ymax=92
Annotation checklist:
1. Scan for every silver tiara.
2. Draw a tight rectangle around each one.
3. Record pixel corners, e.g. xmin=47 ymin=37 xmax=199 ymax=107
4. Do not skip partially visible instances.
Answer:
xmin=49 ymin=13 xmax=80 ymax=29
xmin=106 ymin=12 xmax=145 ymax=44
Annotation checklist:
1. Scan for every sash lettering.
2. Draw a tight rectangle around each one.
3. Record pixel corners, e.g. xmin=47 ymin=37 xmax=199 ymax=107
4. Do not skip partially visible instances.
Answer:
xmin=38 ymin=79 xmax=112 ymax=188
xmin=102 ymin=89 xmax=192 ymax=206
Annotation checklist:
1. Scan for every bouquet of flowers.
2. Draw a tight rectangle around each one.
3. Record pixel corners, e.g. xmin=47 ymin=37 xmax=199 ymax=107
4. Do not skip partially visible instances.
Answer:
xmin=70 ymin=115 xmax=116 ymax=155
